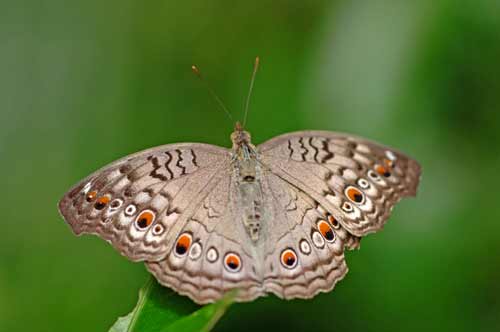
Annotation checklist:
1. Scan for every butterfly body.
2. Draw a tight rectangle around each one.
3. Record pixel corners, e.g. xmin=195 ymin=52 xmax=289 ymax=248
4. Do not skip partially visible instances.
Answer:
xmin=231 ymin=123 xmax=265 ymax=242
xmin=59 ymin=126 xmax=421 ymax=304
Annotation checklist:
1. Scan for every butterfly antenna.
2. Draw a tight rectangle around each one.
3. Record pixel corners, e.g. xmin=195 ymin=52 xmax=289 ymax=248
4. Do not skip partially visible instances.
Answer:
xmin=242 ymin=56 xmax=260 ymax=128
xmin=191 ymin=65 xmax=233 ymax=121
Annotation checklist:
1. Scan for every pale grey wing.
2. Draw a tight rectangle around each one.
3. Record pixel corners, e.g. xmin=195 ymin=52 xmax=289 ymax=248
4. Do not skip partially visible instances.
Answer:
xmin=146 ymin=170 xmax=265 ymax=304
xmin=260 ymin=170 xmax=359 ymax=299
xmin=258 ymin=131 xmax=421 ymax=237
xmin=58 ymin=143 xmax=231 ymax=262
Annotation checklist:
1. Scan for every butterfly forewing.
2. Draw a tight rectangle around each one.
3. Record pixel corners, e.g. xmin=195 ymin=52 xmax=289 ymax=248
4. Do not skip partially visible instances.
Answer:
xmin=258 ymin=131 xmax=421 ymax=237
xmin=58 ymin=143 xmax=231 ymax=262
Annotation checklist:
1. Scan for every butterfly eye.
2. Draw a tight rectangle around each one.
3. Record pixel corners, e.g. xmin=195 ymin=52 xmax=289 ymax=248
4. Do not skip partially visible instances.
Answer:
xmin=318 ymin=220 xmax=336 ymax=242
xmin=375 ymin=165 xmax=391 ymax=177
xmin=86 ymin=191 xmax=97 ymax=202
xmin=224 ymin=253 xmax=242 ymax=272
xmin=357 ymin=178 xmax=370 ymax=189
xmin=345 ymin=186 xmax=365 ymax=204
xmin=135 ymin=210 xmax=155 ymax=229
xmin=328 ymin=215 xmax=340 ymax=229
xmin=175 ymin=233 xmax=192 ymax=256
xmin=280 ymin=249 xmax=298 ymax=269
xmin=94 ymin=196 xmax=110 ymax=210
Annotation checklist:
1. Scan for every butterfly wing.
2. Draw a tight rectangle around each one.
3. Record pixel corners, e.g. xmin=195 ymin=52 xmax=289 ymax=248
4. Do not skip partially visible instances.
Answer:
xmin=259 ymin=170 xmax=359 ymax=300
xmin=59 ymin=130 xmax=421 ymax=304
xmin=258 ymin=131 xmax=421 ymax=237
xmin=58 ymin=143 xmax=231 ymax=262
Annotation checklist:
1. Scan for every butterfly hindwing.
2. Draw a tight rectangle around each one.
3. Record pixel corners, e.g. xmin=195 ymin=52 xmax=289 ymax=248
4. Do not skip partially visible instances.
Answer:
xmin=146 ymin=171 xmax=264 ymax=303
xmin=260 ymin=171 xmax=358 ymax=300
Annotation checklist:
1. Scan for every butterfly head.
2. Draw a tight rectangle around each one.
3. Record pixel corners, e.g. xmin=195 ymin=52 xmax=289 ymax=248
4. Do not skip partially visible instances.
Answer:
xmin=231 ymin=121 xmax=252 ymax=150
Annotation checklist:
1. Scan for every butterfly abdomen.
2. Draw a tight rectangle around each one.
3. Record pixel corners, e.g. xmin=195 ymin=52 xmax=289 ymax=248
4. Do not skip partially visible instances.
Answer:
xmin=235 ymin=156 xmax=265 ymax=242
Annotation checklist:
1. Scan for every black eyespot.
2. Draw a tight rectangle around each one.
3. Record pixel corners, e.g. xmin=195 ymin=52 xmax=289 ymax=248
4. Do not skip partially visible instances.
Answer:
xmin=137 ymin=218 xmax=148 ymax=229
xmin=94 ymin=196 xmax=110 ymax=210
xmin=95 ymin=202 xmax=105 ymax=209
xmin=324 ymin=229 xmax=334 ymax=241
xmin=176 ymin=244 xmax=187 ymax=255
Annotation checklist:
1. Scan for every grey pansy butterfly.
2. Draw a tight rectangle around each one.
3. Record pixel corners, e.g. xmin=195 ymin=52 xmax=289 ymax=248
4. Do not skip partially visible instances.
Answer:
xmin=58 ymin=122 xmax=421 ymax=304
xmin=60 ymin=57 xmax=420 ymax=303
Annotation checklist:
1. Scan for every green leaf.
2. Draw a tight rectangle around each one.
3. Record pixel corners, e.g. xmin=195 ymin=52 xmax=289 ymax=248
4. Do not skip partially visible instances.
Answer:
xmin=161 ymin=291 xmax=235 ymax=332
xmin=108 ymin=277 xmax=235 ymax=332
xmin=108 ymin=312 xmax=133 ymax=332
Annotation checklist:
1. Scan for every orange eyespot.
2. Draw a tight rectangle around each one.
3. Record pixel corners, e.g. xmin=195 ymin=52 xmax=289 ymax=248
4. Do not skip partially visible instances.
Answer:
xmin=383 ymin=158 xmax=394 ymax=168
xmin=224 ymin=253 xmax=241 ymax=272
xmin=376 ymin=165 xmax=391 ymax=177
xmin=86 ymin=191 xmax=97 ymax=202
xmin=94 ymin=196 xmax=110 ymax=210
xmin=136 ymin=210 xmax=155 ymax=229
xmin=281 ymin=249 xmax=298 ymax=268
xmin=318 ymin=220 xmax=335 ymax=242
xmin=175 ymin=233 xmax=192 ymax=256
xmin=346 ymin=186 xmax=364 ymax=203
xmin=328 ymin=215 xmax=340 ymax=229
xmin=153 ymin=224 xmax=164 ymax=235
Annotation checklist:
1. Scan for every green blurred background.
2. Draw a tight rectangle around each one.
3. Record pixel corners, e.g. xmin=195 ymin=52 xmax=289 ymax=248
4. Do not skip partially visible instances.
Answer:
xmin=1 ymin=0 xmax=500 ymax=331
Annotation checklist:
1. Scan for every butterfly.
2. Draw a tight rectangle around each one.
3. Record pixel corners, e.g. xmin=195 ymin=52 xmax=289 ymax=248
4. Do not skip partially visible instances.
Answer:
xmin=58 ymin=121 xmax=421 ymax=304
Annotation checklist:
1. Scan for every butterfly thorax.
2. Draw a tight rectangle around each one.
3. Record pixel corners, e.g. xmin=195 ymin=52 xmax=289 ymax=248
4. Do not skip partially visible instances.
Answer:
xmin=230 ymin=124 xmax=257 ymax=170
xmin=230 ymin=126 xmax=263 ymax=242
